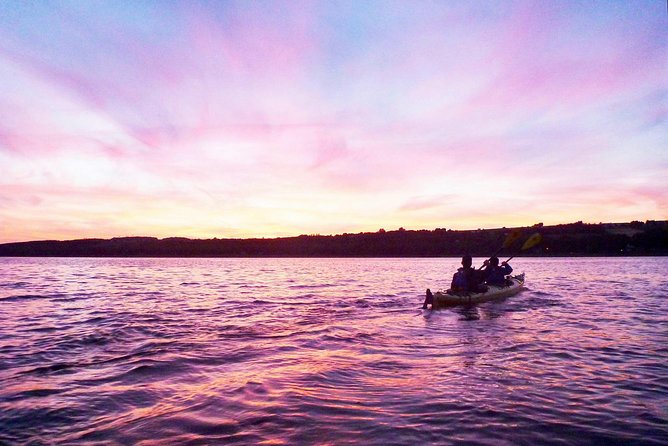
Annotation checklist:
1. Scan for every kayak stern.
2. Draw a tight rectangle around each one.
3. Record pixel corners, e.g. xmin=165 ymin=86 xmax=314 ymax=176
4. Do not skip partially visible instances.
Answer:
xmin=431 ymin=273 xmax=525 ymax=309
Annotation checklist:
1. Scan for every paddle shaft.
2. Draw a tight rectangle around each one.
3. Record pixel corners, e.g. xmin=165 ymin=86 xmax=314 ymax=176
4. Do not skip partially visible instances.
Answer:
xmin=477 ymin=230 xmax=529 ymax=269
xmin=478 ymin=249 xmax=509 ymax=270
xmin=505 ymin=242 xmax=541 ymax=263
xmin=479 ymin=244 xmax=509 ymax=269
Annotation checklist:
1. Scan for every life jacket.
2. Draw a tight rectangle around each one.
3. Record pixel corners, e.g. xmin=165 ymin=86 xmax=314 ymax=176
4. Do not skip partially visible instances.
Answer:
xmin=451 ymin=268 xmax=467 ymax=291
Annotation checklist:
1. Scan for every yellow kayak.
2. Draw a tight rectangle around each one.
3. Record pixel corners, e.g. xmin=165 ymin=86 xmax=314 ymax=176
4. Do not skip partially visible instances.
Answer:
xmin=432 ymin=273 xmax=525 ymax=308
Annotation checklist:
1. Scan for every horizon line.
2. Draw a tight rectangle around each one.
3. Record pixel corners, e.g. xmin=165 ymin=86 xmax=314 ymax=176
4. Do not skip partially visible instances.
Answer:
xmin=2 ymin=219 xmax=664 ymax=245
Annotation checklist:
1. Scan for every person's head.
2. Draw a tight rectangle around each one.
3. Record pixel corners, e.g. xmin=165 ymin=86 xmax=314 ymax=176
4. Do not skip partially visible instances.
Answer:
xmin=489 ymin=256 xmax=499 ymax=266
xmin=462 ymin=255 xmax=472 ymax=268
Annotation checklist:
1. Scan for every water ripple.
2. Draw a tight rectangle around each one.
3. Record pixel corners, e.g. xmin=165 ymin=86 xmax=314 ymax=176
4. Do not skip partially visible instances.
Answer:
xmin=0 ymin=257 xmax=667 ymax=445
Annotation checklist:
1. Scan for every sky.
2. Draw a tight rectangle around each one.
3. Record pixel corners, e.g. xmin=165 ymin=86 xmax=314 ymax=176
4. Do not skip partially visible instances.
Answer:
xmin=0 ymin=0 xmax=666 ymax=243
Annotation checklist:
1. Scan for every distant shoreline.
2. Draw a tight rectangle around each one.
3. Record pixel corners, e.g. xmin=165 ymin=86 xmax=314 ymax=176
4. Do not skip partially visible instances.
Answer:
xmin=1 ymin=255 xmax=666 ymax=259
xmin=1 ymin=221 xmax=666 ymax=258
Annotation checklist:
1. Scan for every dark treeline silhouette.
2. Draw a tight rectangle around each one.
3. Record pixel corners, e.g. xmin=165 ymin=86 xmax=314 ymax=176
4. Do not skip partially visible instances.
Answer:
xmin=0 ymin=221 xmax=666 ymax=257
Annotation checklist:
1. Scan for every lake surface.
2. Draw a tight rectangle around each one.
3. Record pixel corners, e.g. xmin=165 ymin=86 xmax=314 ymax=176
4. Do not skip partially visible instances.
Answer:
xmin=1 ymin=257 xmax=667 ymax=445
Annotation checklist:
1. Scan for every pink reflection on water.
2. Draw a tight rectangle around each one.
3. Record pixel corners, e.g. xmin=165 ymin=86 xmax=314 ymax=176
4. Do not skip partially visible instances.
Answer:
xmin=1 ymin=258 xmax=667 ymax=444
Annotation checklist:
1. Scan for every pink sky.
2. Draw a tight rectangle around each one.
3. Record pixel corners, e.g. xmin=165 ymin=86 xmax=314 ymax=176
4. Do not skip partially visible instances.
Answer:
xmin=0 ymin=1 xmax=666 ymax=243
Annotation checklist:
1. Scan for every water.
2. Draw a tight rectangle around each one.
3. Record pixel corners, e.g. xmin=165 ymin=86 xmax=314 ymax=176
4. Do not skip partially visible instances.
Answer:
xmin=1 ymin=257 xmax=667 ymax=445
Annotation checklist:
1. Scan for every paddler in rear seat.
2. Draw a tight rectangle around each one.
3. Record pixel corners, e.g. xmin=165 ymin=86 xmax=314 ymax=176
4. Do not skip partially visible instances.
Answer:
xmin=450 ymin=255 xmax=487 ymax=294
xmin=423 ymin=255 xmax=487 ymax=308
xmin=481 ymin=256 xmax=513 ymax=286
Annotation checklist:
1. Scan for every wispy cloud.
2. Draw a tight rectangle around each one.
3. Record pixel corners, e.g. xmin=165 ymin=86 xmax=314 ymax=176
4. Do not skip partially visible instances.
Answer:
xmin=0 ymin=0 xmax=666 ymax=242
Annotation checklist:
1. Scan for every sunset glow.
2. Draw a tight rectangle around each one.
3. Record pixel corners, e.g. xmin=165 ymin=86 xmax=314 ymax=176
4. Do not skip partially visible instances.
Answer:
xmin=1 ymin=1 xmax=666 ymax=243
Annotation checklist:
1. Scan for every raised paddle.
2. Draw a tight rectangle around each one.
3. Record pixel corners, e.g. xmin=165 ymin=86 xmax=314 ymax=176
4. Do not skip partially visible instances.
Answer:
xmin=499 ymin=228 xmax=523 ymax=253
xmin=479 ymin=229 xmax=523 ymax=269
xmin=504 ymin=232 xmax=542 ymax=263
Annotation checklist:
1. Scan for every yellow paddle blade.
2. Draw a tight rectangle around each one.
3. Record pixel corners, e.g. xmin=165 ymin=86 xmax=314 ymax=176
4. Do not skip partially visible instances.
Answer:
xmin=503 ymin=229 xmax=524 ymax=248
xmin=521 ymin=233 xmax=542 ymax=250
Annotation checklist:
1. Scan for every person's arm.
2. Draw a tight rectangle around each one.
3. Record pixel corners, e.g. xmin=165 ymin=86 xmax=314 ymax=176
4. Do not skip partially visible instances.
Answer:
xmin=501 ymin=263 xmax=513 ymax=275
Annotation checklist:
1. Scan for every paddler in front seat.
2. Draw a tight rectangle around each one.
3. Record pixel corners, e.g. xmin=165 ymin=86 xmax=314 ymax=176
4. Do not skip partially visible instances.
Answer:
xmin=481 ymin=256 xmax=513 ymax=286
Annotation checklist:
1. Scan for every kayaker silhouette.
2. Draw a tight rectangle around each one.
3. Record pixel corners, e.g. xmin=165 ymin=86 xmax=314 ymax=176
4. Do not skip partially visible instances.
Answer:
xmin=452 ymin=255 xmax=487 ymax=294
xmin=480 ymin=256 xmax=513 ymax=286
xmin=422 ymin=255 xmax=487 ymax=309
